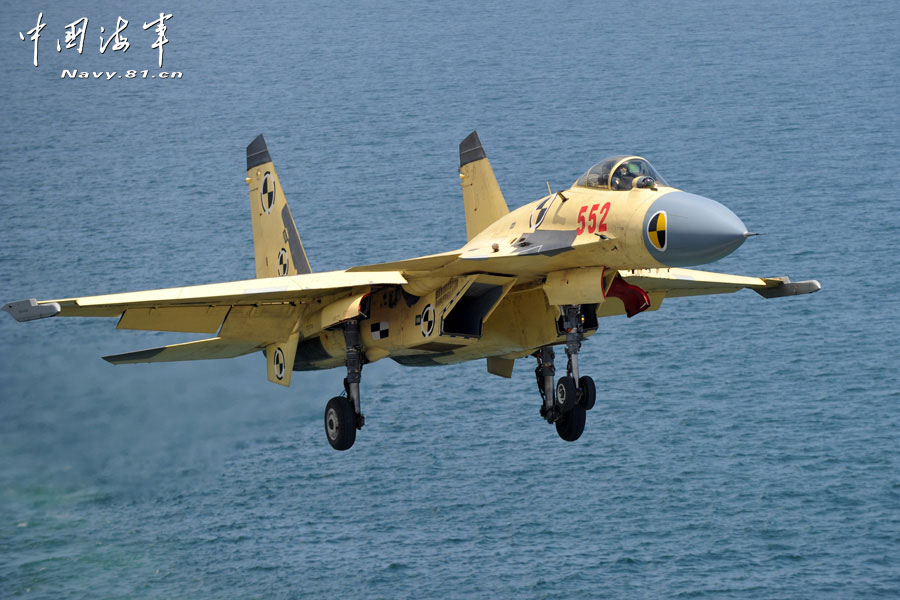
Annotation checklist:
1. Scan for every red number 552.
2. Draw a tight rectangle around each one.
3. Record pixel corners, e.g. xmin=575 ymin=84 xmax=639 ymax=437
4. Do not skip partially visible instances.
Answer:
xmin=576 ymin=203 xmax=610 ymax=235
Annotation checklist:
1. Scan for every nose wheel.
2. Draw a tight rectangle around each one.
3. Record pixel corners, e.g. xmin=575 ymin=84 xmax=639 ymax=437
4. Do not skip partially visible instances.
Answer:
xmin=534 ymin=305 xmax=596 ymax=442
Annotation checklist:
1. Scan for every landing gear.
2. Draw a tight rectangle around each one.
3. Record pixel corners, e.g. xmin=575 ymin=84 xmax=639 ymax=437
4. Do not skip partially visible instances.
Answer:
xmin=324 ymin=396 xmax=356 ymax=451
xmin=578 ymin=375 xmax=596 ymax=410
xmin=556 ymin=405 xmax=586 ymax=442
xmin=323 ymin=319 xmax=366 ymax=451
xmin=556 ymin=376 xmax=577 ymax=413
xmin=534 ymin=305 xmax=596 ymax=442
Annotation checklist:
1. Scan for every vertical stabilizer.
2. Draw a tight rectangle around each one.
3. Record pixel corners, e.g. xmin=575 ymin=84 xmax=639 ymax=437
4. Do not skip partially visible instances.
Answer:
xmin=459 ymin=131 xmax=509 ymax=241
xmin=246 ymin=134 xmax=312 ymax=278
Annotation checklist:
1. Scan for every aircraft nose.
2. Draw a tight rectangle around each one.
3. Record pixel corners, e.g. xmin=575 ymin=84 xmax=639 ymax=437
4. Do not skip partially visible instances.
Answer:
xmin=643 ymin=191 xmax=749 ymax=267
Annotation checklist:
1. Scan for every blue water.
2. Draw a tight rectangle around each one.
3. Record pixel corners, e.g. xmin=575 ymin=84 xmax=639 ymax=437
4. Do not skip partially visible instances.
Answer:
xmin=2 ymin=1 xmax=899 ymax=597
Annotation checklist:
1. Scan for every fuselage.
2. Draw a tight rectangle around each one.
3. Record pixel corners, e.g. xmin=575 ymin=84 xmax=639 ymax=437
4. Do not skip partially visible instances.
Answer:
xmin=293 ymin=157 xmax=750 ymax=371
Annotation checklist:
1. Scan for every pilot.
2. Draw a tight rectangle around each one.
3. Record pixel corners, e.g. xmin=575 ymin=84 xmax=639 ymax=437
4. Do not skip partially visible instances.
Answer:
xmin=612 ymin=163 xmax=636 ymax=190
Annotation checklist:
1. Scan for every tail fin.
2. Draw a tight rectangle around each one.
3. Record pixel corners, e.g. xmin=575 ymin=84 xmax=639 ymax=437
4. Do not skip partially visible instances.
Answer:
xmin=459 ymin=131 xmax=509 ymax=241
xmin=246 ymin=134 xmax=312 ymax=278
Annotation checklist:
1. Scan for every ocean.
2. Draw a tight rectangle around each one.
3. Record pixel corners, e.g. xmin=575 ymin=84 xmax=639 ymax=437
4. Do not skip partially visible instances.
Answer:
xmin=1 ymin=1 xmax=898 ymax=597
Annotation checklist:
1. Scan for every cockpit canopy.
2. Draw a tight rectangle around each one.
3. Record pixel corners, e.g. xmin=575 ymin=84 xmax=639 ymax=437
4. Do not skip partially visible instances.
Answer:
xmin=574 ymin=156 xmax=668 ymax=191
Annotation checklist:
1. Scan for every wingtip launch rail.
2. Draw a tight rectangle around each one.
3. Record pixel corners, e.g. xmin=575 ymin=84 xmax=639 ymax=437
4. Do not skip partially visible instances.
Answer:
xmin=2 ymin=298 xmax=61 ymax=322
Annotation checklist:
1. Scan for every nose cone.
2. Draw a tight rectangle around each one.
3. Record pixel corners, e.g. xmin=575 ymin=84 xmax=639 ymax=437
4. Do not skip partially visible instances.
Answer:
xmin=643 ymin=191 xmax=748 ymax=267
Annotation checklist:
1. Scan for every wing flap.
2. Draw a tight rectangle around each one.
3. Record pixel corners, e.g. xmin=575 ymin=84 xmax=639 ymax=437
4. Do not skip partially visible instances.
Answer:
xmin=219 ymin=304 xmax=303 ymax=340
xmin=117 ymin=306 xmax=230 ymax=333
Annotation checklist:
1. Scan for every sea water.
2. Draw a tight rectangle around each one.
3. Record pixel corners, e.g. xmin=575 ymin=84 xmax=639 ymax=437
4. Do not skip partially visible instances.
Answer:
xmin=1 ymin=1 xmax=898 ymax=597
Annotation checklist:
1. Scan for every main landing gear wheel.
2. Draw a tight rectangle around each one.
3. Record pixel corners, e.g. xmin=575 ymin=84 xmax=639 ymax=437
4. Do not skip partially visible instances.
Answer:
xmin=324 ymin=396 xmax=356 ymax=451
xmin=578 ymin=375 xmax=596 ymax=411
xmin=556 ymin=376 xmax=577 ymax=413
xmin=556 ymin=404 xmax=586 ymax=442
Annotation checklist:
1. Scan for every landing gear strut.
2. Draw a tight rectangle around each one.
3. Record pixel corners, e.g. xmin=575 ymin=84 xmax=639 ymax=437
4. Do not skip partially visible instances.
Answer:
xmin=561 ymin=304 xmax=596 ymax=412
xmin=535 ymin=345 xmax=557 ymax=420
xmin=324 ymin=319 xmax=366 ymax=451
xmin=534 ymin=305 xmax=596 ymax=442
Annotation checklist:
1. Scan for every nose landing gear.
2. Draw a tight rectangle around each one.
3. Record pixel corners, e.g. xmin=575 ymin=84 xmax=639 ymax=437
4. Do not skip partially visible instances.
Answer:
xmin=534 ymin=305 xmax=596 ymax=442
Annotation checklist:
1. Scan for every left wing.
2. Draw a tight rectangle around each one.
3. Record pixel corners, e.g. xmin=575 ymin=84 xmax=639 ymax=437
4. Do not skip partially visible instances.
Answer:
xmin=618 ymin=267 xmax=821 ymax=298
xmin=592 ymin=267 xmax=820 ymax=319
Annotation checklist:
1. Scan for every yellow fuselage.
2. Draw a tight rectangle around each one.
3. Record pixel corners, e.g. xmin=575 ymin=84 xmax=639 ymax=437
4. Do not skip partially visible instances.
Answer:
xmin=296 ymin=183 xmax=673 ymax=370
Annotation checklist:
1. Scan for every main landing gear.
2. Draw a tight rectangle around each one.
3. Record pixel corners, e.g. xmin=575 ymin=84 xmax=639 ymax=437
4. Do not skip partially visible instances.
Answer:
xmin=324 ymin=319 xmax=366 ymax=451
xmin=534 ymin=305 xmax=596 ymax=442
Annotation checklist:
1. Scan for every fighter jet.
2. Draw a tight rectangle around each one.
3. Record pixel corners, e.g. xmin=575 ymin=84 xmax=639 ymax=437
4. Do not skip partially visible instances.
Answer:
xmin=2 ymin=133 xmax=820 ymax=450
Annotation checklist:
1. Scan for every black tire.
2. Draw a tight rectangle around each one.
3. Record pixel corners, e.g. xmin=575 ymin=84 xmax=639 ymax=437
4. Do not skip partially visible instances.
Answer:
xmin=578 ymin=375 xmax=596 ymax=411
xmin=556 ymin=376 xmax=577 ymax=413
xmin=324 ymin=396 xmax=356 ymax=451
xmin=556 ymin=404 xmax=586 ymax=442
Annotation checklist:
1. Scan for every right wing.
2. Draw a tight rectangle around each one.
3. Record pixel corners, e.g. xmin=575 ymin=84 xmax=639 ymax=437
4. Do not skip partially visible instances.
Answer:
xmin=2 ymin=270 xmax=406 ymax=386
xmin=2 ymin=270 xmax=405 ymax=322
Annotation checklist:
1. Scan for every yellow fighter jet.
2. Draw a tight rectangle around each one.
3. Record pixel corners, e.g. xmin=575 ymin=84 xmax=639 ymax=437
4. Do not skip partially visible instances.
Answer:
xmin=2 ymin=133 xmax=820 ymax=450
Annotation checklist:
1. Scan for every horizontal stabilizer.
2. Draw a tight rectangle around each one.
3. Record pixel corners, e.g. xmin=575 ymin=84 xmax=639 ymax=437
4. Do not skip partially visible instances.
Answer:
xmin=103 ymin=337 xmax=262 ymax=365
xmin=2 ymin=298 xmax=60 ymax=321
